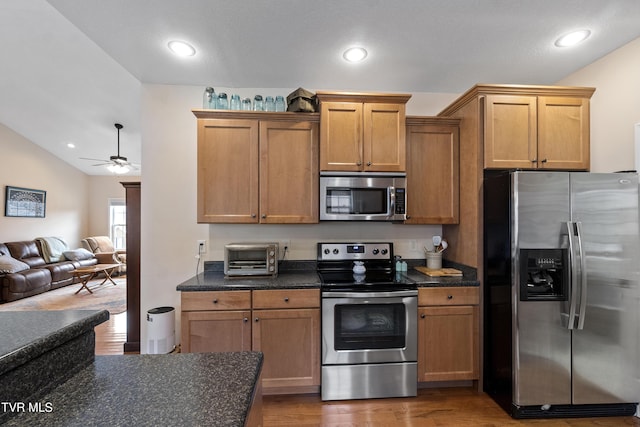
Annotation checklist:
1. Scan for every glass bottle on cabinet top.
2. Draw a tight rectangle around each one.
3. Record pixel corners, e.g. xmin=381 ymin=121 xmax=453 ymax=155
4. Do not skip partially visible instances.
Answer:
xmin=217 ymin=93 xmax=228 ymax=109
xmin=203 ymin=87 xmax=216 ymax=109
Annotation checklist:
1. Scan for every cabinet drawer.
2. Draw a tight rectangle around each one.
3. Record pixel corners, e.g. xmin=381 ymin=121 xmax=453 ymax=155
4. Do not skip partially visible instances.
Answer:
xmin=419 ymin=287 xmax=479 ymax=306
xmin=252 ymin=289 xmax=320 ymax=309
xmin=181 ymin=291 xmax=251 ymax=311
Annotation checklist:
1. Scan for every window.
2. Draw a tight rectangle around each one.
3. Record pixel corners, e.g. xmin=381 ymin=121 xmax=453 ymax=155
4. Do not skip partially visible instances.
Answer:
xmin=109 ymin=199 xmax=126 ymax=250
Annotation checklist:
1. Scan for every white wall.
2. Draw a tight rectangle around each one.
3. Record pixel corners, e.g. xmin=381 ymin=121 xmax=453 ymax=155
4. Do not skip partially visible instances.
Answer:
xmin=0 ymin=122 xmax=89 ymax=247
xmin=87 ymin=175 xmax=140 ymax=237
xmin=556 ymin=37 xmax=640 ymax=173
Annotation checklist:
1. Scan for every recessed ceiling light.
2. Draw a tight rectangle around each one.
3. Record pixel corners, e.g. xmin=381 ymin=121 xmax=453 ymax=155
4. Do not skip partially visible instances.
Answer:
xmin=343 ymin=47 xmax=368 ymax=63
xmin=66 ymin=143 xmax=75 ymax=149
xmin=555 ymin=30 xmax=591 ymax=47
xmin=168 ymin=40 xmax=196 ymax=57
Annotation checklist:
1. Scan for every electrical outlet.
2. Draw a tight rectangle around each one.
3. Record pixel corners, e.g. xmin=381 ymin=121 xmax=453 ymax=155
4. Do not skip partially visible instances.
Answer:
xmin=197 ymin=240 xmax=207 ymax=254
xmin=278 ymin=240 xmax=290 ymax=252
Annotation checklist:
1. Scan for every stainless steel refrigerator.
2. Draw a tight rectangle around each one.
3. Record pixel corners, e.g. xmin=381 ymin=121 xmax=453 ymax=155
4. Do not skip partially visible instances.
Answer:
xmin=483 ymin=170 xmax=640 ymax=418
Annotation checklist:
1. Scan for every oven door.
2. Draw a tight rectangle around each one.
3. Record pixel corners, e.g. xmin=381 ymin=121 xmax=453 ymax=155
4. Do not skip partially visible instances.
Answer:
xmin=321 ymin=290 xmax=417 ymax=365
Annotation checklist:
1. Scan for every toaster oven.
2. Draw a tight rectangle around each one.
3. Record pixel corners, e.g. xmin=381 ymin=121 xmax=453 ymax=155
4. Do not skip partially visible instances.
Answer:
xmin=224 ymin=243 xmax=279 ymax=277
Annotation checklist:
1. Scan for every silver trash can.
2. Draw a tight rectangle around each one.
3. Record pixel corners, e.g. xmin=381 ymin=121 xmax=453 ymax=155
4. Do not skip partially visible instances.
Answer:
xmin=147 ymin=306 xmax=175 ymax=354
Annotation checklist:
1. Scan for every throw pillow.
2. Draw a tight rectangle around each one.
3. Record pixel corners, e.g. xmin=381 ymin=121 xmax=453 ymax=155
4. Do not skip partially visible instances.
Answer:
xmin=63 ymin=248 xmax=95 ymax=261
xmin=0 ymin=255 xmax=30 ymax=274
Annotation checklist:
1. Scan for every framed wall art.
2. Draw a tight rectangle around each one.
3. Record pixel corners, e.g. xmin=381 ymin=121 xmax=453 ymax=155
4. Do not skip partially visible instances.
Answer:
xmin=5 ymin=186 xmax=47 ymax=218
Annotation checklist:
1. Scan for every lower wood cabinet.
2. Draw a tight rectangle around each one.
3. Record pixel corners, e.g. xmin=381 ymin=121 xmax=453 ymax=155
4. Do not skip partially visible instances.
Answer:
xmin=181 ymin=291 xmax=252 ymax=353
xmin=417 ymin=287 xmax=479 ymax=382
xmin=181 ymin=289 xmax=320 ymax=395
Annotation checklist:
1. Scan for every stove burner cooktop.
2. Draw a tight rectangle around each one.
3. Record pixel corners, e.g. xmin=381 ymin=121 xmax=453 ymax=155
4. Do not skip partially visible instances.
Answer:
xmin=318 ymin=270 xmax=416 ymax=292
xmin=316 ymin=242 xmax=416 ymax=292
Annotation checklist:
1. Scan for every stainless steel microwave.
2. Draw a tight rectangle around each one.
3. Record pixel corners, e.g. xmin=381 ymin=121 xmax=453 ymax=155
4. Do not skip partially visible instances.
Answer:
xmin=319 ymin=172 xmax=407 ymax=221
xmin=224 ymin=243 xmax=279 ymax=277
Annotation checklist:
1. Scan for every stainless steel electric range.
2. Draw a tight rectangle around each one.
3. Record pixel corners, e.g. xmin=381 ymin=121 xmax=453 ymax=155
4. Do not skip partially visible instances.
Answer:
xmin=317 ymin=242 xmax=418 ymax=401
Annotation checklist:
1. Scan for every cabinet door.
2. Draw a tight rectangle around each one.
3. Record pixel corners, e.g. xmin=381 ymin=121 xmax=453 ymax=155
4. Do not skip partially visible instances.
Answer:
xmin=406 ymin=124 xmax=459 ymax=224
xmin=484 ymin=95 xmax=538 ymax=169
xmin=320 ymin=102 xmax=363 ymax=171
xmin=364 ymin=103 xmax=406 ymax=172
xmin=537 ymin=96 xmax=590 ymax=170
xmin=417 ymin=305 xmax=478 ymax=382
xmin=197 ymin=119 xmax=259 ymax=223
xmin=181 ymin=310 xmax=251 ymax=353
xmin=252 ymin=308 xmax=321 ymax=394
xmin=259 ymin=121 xmax=319 ymax=223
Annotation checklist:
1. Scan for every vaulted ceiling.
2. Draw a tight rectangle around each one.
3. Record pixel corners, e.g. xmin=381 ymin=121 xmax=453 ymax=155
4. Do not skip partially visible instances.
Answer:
xmin=2 ymin=1 xmax=640 ymax=175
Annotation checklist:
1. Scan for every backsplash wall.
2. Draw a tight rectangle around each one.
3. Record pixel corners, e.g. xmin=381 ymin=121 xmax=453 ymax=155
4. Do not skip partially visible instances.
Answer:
xmin=206 ymin=222 xmax=442 ymax=261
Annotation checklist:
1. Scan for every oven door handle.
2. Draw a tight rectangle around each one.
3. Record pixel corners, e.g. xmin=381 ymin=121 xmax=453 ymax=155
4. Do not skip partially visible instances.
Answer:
xmin=322 ymin=290 xmax=418 ymax=298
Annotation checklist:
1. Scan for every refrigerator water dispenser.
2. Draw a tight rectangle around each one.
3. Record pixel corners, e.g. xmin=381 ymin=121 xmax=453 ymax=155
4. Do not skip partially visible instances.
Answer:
xmin=520 ymin=249 xmax=568 ymax=301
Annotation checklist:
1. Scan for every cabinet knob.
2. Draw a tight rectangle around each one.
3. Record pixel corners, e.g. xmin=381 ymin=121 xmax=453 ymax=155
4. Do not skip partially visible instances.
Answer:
xmin=251 ymin=213 xmax=257 ymax=218
xmin=261 ymin=214 xmax=266 ymax=219
xmin=284 ymin=297 xmax=289 ymax=302
xmin=541 ymin=158 xmax=548 ymax=163
xmin=447 ymin=295 xmax=453 ymax=300
xmin=421 ymin=314 xmax=426 ymax=319
xmin=406 ymin=215 xmax=411 ymax=220
xmin=367 ymin=162 xmax=372 ymax=166
xmin=243 ymin=317 xmax=248 ymax=323
xmin=254 ymin=317 xmax=260 ymax=322
xmin=531 ymin=158 xmax=538 ymax=163
xmin=213 ymin=299 xmax=218 ymax=304
xmin=357 ymin=161 xmax=362 ymax=166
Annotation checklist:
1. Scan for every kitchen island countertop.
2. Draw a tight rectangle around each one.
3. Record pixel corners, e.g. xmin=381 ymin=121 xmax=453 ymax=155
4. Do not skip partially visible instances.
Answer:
xmin=4 ymin=352 xmax=263 ymax=427
xmin=0 ymin=310 xmax=109 ymax=377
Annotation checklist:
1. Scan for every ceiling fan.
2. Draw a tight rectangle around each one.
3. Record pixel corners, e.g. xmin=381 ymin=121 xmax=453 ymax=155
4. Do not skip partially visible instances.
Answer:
xmin=81 ymin=123 xmax=139 ymax=174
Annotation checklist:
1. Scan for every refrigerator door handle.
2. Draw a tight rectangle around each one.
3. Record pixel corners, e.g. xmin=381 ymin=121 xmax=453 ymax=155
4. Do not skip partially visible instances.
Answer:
xmin=566 ymin=221 xmax=579 ymax=329
xmin=575 ymin=221 xmax=588 ymax=330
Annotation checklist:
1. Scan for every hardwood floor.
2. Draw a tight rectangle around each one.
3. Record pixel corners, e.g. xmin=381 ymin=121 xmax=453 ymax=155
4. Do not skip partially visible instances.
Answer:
xmin=263 ymin=389 xmax=640 ymax=427
xmin=95 ymin=311 xmax=127 ymax=355
xmin=93 ymin=319 xmax=639 ymax=426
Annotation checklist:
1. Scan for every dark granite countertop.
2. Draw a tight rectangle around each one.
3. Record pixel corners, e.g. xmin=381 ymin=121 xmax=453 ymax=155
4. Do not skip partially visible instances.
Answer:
xmin=177 ymin=269 xmax=321 ymax=291
xmin=177 ymin=259 xmax=478 ymax=291
xmin=5 ymin=352 xmax=263 ymax=427
xmin=0 ymin=310 xmax=109 ymax=377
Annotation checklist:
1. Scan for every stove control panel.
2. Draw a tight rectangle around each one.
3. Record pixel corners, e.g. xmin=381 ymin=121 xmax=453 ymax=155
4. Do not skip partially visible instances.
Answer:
xmin=317 ymin=242 xmax=392 ymax=261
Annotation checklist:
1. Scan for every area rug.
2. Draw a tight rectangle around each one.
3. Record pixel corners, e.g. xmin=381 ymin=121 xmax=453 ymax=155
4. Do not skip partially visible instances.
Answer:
xmin=0 ymin=276 xmax=127 ymax=314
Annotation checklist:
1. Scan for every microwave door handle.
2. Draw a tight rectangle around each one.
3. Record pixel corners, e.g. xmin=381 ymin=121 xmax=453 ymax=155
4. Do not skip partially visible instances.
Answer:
xmin=389 ymin=187 xmax=396 ymax=217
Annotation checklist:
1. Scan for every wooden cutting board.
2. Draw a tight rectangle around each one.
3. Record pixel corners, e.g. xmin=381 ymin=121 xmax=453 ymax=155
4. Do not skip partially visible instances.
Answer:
xmin=414 ymin=266 xmax=463 ymax=277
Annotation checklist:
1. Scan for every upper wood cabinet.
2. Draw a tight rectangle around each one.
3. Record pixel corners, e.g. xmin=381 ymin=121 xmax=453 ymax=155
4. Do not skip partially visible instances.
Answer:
xmin=316 ymin=92 xmax=411 ymax=172
xmin=405 ymin=117 xmax=460 ymax=224
xmin=437 ymin=84 xmax=595 ymax=270
xmin=259 ymin=120 xmax=319 ymax=223
xmin=194 ymin=111 xmax=319 ymax=224
xmin=483 ymin=90 xmax=593 ymax=170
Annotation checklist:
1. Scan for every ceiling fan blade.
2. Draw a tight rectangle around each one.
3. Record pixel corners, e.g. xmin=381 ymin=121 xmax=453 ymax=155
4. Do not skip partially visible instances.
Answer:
xmin=91 ymin=162 xmax=112 ymax=166
xmin=80 ymin=156 xmax=110 ymax=162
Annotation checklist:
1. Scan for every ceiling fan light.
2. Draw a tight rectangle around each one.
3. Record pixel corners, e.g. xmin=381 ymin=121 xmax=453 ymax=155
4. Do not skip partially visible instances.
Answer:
xmin=107 ymin=164 xmax=130 ymax=174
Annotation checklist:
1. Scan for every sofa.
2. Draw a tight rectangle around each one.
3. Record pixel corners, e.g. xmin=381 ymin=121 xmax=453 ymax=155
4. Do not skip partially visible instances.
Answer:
xmin=81 ymin=236 xmax=126 ymax=273
xmin=0 ymin=240 xmax=98 ymax=303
